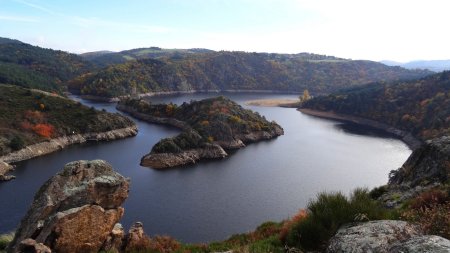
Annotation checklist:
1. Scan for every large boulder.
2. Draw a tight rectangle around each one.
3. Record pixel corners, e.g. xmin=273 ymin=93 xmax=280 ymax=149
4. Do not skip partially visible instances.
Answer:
xmin=326 ymin=220 xmax=421 ymax=253
xmin=8 ymin=160 xmax=129 ymax=253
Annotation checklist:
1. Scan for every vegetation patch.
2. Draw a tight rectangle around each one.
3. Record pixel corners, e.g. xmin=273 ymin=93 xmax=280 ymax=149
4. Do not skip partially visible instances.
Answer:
xmin=283 ymin=188 xmax=394 ymax=251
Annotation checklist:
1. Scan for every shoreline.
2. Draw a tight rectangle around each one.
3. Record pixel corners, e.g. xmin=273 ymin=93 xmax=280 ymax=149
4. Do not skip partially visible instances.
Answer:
xmin=298 ymin=108 xmax=422 ymax=150
xmin=0 ymin=126 xmax=138 ymax=181
xmin=79 ymin=89 xmax=302 ymax=102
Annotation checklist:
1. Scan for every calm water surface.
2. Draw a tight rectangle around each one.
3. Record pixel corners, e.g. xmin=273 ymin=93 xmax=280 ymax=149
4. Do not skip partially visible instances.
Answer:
xmin=0 ymin=93 xmax=411 ymax=243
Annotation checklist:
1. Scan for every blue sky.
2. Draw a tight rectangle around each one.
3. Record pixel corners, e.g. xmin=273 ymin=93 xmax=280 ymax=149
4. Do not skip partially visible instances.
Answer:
xmin=1 ymin=0 xmax=449 ymax=62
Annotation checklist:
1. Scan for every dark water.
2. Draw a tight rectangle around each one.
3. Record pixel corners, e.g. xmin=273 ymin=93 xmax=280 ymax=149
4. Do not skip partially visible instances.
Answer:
xmin=0 ymin=93 xmax=411 ymax=243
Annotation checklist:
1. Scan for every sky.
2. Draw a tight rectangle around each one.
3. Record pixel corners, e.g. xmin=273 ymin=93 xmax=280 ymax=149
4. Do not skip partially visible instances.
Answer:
xmin=0 ymin=0 xmax=449 ymax=62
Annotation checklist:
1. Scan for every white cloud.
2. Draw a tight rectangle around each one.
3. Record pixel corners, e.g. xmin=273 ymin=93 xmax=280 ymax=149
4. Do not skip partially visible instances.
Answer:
xmin=13 ymin=0 xmax=59 ymax=16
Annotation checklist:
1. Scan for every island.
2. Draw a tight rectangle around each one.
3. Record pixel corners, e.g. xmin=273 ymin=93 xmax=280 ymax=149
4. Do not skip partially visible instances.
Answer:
xmin=117 ymin=96 xmax=284 ymax=169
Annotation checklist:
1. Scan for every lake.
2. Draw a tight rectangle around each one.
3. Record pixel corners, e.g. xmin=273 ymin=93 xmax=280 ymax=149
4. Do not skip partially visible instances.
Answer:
xmin=0 ymin=92 xmax=411 ymax=243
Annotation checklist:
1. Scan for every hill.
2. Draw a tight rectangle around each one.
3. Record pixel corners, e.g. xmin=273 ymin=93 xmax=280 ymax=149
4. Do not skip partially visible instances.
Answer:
xmin=382 ymin=60 xmax=450 ymax=72
xmin=0 ymin=37 xmax=93 ymax=93
xmin=79 ymin=47 xmax=215 ymax=67
xmin=117 ymin=96 xmax=283 ymax=169
xmin=71 ymin=51 xmax=432 ymax=98
xmin=301 ymin=71 xmax=450 ymax=141
xmin=0 ymin=84 xmax=136 ymax=157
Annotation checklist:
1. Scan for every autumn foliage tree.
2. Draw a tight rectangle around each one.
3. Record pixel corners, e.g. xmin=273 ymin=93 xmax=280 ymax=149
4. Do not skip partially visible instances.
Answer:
xmin=32 ymin=123 xmax=54 ymax=138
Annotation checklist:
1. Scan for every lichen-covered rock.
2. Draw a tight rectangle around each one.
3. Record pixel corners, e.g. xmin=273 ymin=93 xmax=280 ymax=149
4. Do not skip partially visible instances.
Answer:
xmin=326 ymin=220 xmax=421 ymax=253
xmin=388 ymin=235 xmax=450 ymax=253
xmin=8 ymin=160 xmax=129 ymax=253
xmin=389 ymin=136 xmax=450 ymax=187
xmin=16 ymin=239 xmax=51 ymax=253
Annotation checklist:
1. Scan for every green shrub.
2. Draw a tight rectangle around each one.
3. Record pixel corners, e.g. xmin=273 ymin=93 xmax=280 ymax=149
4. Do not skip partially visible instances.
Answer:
xmin=369 ymin=185 xmax=388 ymax=199
xmin=0 ymin=232 xmax=14 ymax=250
xmin=285 ymin=188 xmax=392 ymax=251
xmin=9 ymin=135 xmax=25 ymax=151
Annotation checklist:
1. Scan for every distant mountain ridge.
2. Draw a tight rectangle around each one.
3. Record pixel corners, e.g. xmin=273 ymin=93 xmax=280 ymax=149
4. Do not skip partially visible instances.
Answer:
xmin=381 ymin=60 xmax=450 ymax=72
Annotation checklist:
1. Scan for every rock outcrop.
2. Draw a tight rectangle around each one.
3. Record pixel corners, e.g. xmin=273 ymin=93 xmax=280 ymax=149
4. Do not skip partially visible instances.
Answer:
xmin=8 ymin=160 xmax=129 ymax=253
xmin=122 ymin=222 xmax=151 ymax=252
xmin=380 ymin=136 xmax=450 ymax=207
xmin=16 ymin=239 xmax=51 ymax=253
xmin=0 ymin=161 xmax=15 ymax=181
xmin=141 ymin=143 xmax=227 ymax=169
xmin=389 ymin=136 xmax=449 ymax=187
xmin=101 ymin=223 xmax=125 ymax=253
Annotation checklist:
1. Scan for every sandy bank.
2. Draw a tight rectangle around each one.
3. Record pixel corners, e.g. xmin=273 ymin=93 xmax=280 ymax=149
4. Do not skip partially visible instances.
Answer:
xmin=245 ymin=99 xmax=300 ymax=107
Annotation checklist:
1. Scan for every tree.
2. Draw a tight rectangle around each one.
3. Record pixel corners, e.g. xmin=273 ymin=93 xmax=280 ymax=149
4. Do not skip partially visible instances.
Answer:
xmin=300 ymin=89 xmax=311 ymax=102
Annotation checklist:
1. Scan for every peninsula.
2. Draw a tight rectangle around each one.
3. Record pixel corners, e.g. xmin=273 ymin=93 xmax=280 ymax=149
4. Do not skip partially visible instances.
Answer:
xmin=117 ymin=96 xmax=284 ymax=169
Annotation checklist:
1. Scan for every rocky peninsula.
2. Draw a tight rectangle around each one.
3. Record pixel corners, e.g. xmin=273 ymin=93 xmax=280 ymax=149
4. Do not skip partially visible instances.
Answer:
xmin=117 ymin=96 xmax=284 ymax=169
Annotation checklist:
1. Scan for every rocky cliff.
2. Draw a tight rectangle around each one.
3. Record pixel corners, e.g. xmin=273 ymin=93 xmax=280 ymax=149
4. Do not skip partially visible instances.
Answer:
xmin=8 ymin=160 xmax=129 ymax=253
xmin=389 ymin=136 xmax=449 ymax=187
xmin=380 ymin=136 xmax=450 ymax=207
xmin=117 ymin=97 xmax=284 ymax=169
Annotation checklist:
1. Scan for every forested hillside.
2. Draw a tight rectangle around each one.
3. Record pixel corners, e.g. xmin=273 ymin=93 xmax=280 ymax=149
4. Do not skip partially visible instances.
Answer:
xmin=302 ymin=71 xmax=450 ymax=140
xmin=0 ymin=37 xmax=92 ymax=93
xmin=71 ymin=51 xmax=432 ymax=98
